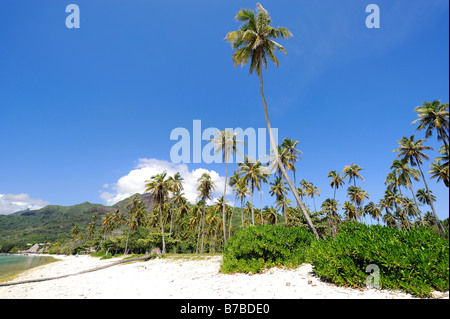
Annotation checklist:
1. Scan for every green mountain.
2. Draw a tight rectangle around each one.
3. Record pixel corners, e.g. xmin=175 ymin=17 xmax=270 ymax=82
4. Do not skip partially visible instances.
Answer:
xmin=0 ymin=194 xmax=153 ymax=247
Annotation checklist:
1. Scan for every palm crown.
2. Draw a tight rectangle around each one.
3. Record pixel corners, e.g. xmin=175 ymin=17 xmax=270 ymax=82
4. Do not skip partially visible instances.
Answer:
xmin=225 ymin=3 xmax=292 ymax=75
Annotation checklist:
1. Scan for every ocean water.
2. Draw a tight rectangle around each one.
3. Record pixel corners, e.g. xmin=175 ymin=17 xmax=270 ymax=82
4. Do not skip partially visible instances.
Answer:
xmin=0 ymin=254 xmax=57 ymax=282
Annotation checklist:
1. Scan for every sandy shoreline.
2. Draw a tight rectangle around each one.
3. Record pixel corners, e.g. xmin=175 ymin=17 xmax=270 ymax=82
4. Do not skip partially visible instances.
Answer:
xmin=0 ymin=254 xmax=447 ymax=299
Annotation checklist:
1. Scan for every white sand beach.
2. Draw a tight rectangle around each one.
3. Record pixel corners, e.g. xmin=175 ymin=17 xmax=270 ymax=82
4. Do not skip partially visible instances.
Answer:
xmin=0 ymin=255 xmax=447 ymax=299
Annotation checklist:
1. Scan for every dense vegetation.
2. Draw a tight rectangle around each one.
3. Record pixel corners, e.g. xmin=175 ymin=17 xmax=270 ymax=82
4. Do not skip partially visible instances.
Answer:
xmin=220 ymin=222 xmax=448 ymax=297
xmin=311 ymin=222 xmax=449 ymax=297
xmin=221 ymin=225 xmax=315 ymax=274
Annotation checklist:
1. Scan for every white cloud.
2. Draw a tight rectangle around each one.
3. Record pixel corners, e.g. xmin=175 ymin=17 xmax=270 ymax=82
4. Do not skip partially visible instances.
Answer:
xmin=0 ymin=193 xmax=50 ymax=215
xmin=100 ymin=158 xmax=226 ymax=206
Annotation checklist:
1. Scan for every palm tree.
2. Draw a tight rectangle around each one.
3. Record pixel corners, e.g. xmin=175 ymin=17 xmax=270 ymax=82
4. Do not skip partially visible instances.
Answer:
xmin=364 ymin=202 xmax=381 ymax=225
xmin=281 ymin=138 xmax=302 ymax=187
xmin=322 ymin=198 xmax=339 ymax=236
xmin=412 ymin=100 xmax=449 ymax=157
xmin=385 ymin=189 xmax=404 ymax=214
xmin=328 ymin=170 xmax=345 ymax=202
xmin=269 ymin=145 xmax=294 ymax=178
xmin=394 ymin=135 xmax=445 ymax=238
xmin=168 ymin=172 xmax=184 ymax=234
xmin=390 ymin=159 xmax=423 ymax=226
xmin=145 ymin=172 xmax=171 ymax=253
xmin=225 ymin=3 xmax=319 ymax=240
xmin=383 ymin=210 xmax=397 ymax=229
xmin=243 ymin=201 xmax=254 ymax=225
xmin=416 ymin=188 xmax=436 ymax=206
xmin=210 ymin=130 xmax=243 ymax=244
xmin=343 ymin=201 xmax=356 ymax=222
xmin=347 ymin=186 xmax=369 ymax=223
xmin=124 ymin=195 xmax=146 ymax=254
xmin=71 ymin=225 xmax=80 ymax=237
xmin=238 ymin=156 xmax=265 ymax=225
xmin=269 ymin=176 xmax=289 ymax=224
xmin=101 ymin=212 xmax=114 ymax=241
xmin=402 ymin=197 xmax=420 ymax=229
xmin=429 ymin=159 xmax=449 ymax=187
xmin=343 ymin=163 xmax=365 ymax=213
xmin=263 ymin=206 xmax=278 ymax=225
xmin=306 ymin=183 xmax=321 ymax=214
xmin=235 ymin=178 xmax=250 ymax=227
xmin=423 ymin=211 xmax=436 ymax=227
xmin=197 ymin=172 xmax=216 ymax=253
xmin=86 ymin=221 xmax=96 ymax=242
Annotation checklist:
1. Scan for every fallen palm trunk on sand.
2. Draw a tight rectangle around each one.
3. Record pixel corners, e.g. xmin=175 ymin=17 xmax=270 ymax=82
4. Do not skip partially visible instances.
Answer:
xmin=0 ymin=254 xmax=157 ymax=287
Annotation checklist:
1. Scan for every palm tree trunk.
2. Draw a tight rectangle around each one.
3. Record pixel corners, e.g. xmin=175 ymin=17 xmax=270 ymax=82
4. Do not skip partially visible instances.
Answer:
xmin=251 ymin=181 xmax=255 ymax=225
xmin=408 ymin=184 xmax=424 ymax=226
xmin=124 ymin=226 xmax=131 ymax=255
xmin=260 ymin=188 xmax=264 ymax=225
xmin=196 ymin=213 xmax=202 ymax=254
xmin=241 ymin=198 xmax=244 ymax=227
xmin=169 ymin=203 xmax=174 ymax=234
xmin=293 ymin=169 xmax=297 ymax=191
xmin=201 ymin=204 xmax=206 ymax=253
xmin=159 ymin=205 xmax=166 ymax=254
xmin=417 ymin=162 xmax=445 ymax=238
xmin=223 ymin=161 xmax=229 ymax=244
xmin=229 ymin=197 xmax=236 ymax=239
xmin=259 ymin=72 xmax=320 ymax=240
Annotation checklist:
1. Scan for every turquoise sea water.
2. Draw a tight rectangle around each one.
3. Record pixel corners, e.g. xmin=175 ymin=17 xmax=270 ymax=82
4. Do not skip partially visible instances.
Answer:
xmin=0 ymin=255 xmax=57 ymax=282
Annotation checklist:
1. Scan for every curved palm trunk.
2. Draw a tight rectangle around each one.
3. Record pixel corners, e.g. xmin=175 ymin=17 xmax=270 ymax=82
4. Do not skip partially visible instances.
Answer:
xmin=223 ymin=162 xmax=229 ymax=244
xmin=259 ymin=72 xmax=320 ymax=240
xmin=417 ymin=162 xmax=445 ymax=238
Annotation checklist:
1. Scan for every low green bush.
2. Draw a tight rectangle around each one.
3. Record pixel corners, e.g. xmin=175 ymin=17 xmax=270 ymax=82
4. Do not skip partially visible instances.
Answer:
xmin=221 ymin=225 xmax=315 ymax=274
xmin=311 ymin=222 xmax=449 ymax=297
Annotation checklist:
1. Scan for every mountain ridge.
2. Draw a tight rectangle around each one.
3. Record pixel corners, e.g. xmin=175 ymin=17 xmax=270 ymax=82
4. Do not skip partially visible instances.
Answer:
xmin=0 ymin=193 xmax=154 ymax=247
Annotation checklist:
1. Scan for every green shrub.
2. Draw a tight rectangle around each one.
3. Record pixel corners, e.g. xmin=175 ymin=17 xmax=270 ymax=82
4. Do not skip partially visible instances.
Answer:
xmin=311 ymin=222 xmax=449 ymax=297
xmin=221 ymin=225 xmax=315 ymax=274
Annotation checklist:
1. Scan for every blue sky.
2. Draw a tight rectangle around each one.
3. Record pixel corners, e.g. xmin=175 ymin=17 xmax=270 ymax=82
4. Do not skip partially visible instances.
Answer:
xmin=0 ymin=0 xmax=448 ymax=222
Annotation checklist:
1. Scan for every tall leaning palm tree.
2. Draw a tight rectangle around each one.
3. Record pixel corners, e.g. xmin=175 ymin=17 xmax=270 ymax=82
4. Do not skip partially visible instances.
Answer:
xmin=210 ymin=130 xmax=243 ymax=244
xmin=225 ymin=3 xmax=319 ymax=240
xmin=145 ymin=172 xmax=171 ymax=253
xmin=394 ymin=135 xmax=445 ymax=238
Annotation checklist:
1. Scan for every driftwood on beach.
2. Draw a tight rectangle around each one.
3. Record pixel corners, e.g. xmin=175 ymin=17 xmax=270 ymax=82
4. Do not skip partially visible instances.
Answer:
xmin=0 ymin=253 xmax=157 ymax=287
